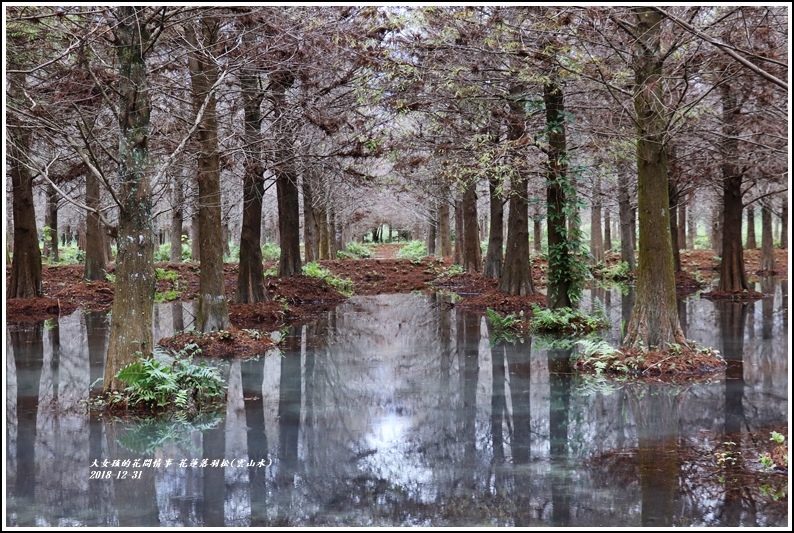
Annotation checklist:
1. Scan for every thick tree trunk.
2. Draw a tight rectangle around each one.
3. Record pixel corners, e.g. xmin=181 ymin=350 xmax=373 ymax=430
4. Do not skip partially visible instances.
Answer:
xmin=717 ymin=82 xmax=749 ymax=292
xmin=623 ymin=8 xmax=686 ymax=350
xmin=170 ymin=177 xmax=183 ymax=262
xmin=236 ymin=42 xmax=266 ymax=303
xmin=84 ymin=167 xmax=106 ymax=280
xmin=461 ymin=180 xmax=481 ymax=272
xmin=8 ymin=60 xmax=42 ymax=298
xmin=544 ymin=78 xmax=577 ymax=308
xmin=271 ymin=70 xmax=302 ymax=276
xmin=618 ymin=160 xmax=636 ymax=271
xmin=591 ymin=176 xmax=604 ymax=264
xmin=760 ymin=203 xmax=775 ymax=272
xmin=483 ymin=176 xmax=504 ymax=279
xmin=499 ymin=87 xmax=534 ymax=296
xmin=187 ymin=17 xmax=230 ymax=331
xmin=104 ymin=6 xmax=156 ymax=392
xmin=745 ymin=205 xmax=756 ymax=249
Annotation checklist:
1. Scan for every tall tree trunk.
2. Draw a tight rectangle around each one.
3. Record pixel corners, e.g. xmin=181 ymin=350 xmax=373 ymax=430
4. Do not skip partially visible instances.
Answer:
xmin=271 ymin=70 xmax=302 ymax=276
xmin=717 ymin=81 xmax=749 ymax=292
xmin=44 ymin=183 xmax=59 ymax=262
xmin=426 ymin=209 xmax=437 ymax=256
xmin=780 ymin=197 xmax=787 ymax=250
xmin=438 ymin=188 xmax=453 ymax=258
xmin=104 ymin=6 xmax=156 ymax=392
xmin=187 ymin=16 xmax=230 ymax=331
xmin=618 ymin=160 xmax=636 ymax=270
xmin=461 ymin=180 xmax=481 ymax=272
xmin=604 ymin=208 xmax=612 ymax=253
xmin=8 ymin=54 xmax=42 ymax=298
xmin=711 ymin=201 xmax=723 ymax=255
xmin=544 ymin=77 xmax=579 ymax=308
xmin=745 ymin=205 xmax=756 ymax=249
xmin=169 ymin=176 xmax=184 ymax=262
xmin=453 ymin=197 xmax=464 ymax=265
xmin=328 ymin=205 xmax=339 ymax=259
xmin=760 ymin=202 xmax=775 ymax=272
xmin=483 ymin=175 xmax=504 ymax=279
xmin=236 ymin=34 xmax=266 ymax=303
xmin=84 ymin=167 xmax=106 ymax=280
xmin=677 ymin=195 xmax=687 ymax=250
xmin=533 ymin=216 xmax=542 ymax=253
xmin=499 ymin=85 xmax=534 ymax=296
xmin=591 ymin=176 xmax=604 ymax=264
xmin=669 ymin=182 xmax=681 ymax=272
xmin=687 ymin=195 xmax=697 ymax=249
xmin=191 ymin=207 xmax=201 ymax=262
xmin=623 ymin=8 xmax=686 ymax=350
xmin=302 ymin=172 xmax=319 ymax=263
xmin=317 ymin=205 xmax=329 ymax=259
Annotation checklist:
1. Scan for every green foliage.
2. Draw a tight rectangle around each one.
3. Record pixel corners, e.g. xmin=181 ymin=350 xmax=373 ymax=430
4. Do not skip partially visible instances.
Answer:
xmin=155 ymin=242 xmax=191 ymax=262
xmin=593 ymin=260 xmax=632 ymax=281
xmin=104 ymin=270 xmax=116 ymax=283
xmin=439 ymin=264 xmax=465 ymax=277
xmin=397 ymin=240 xmax=427 ymax=259
xmin=154 ymin=290 xmax=181 ymax=303
xmin=113 ymin=345 xmax=226 ymax=412
xmin=770 ymin=431 xmax=786 ymax=446
xmin=486 ymin=308 xmax=525 ymax=346
xmin=116 ymin=412 xmax=223 ymax=455
xmin=225 ymin=244 xmax=240 ymax=262
xmin=155 ymin=267 xmax=180 ymax=283
xmin=262 ymin=242 xmax=281 ymax=261
xmin=302 ymin=261 xmax=354 ymax=296
xmin=530 ymin=304 xmax=609 ymax=335
xmin=337 ymin=241 xmax=373 ymax=259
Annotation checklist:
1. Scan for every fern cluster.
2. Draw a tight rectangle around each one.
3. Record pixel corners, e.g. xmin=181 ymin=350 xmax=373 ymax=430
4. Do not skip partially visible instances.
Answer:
xmin=530 ymin=304 xmax=609 ymax=335
xmin=114 ymin=345 xmax=226 ymax=412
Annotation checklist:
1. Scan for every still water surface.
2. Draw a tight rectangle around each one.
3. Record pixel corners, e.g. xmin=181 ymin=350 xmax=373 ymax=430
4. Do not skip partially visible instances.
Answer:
xmin=5 ymin=285 xmax=789 ymax=527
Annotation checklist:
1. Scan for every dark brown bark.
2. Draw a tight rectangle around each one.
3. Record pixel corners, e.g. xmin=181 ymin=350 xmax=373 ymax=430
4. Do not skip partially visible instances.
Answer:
xmin=84 ymin=168 xmax=106 ymax=280
xmin=191 ymin=208 xmax=201 ymax=262
xmin=717 ymin=82 xmax=749 ymax=292
xmin=760 ymin=203 xmax=775 ymax=272
xmin=187 ymin=16 xmax=230 ymax=331
xmin=617 ymin=160 xmax=636 ymax=270
xmin=236 ymin=36 xmax=266 ymax=303
xmin=302 ymin=173 xmax=319 ymax=263
xmin=461 ymin=180 xmax=481 ymax=272
xmin=8 ymin=62 xmax=42 ymax=298
xmin=623 ymin=8 xmax=686 ymax=350
xmin=591 ymin=176 xmax=604 ymax=264
xmin=544 ymin=78 xmax=572 ymax=308
xmin=533 ymin=216 xmax=542 ymax=253
xmin=426 ymin=213 xmax=437 ymax=256
xmin=453 ymin=197 xmax=464 ymax=265
xmin=499 ymin=86 xmax=534 ymax=296
xmin=104 ymin=6 xmax=156 ymax=392
xmin=271 ymin=70 xmax=302 ymax=276
xmin=169 ymin=177 xmax=184 ymax=262
xmin=604 ymin=208 xmax=612 ymax=253
xmin=745 ymin=205 xmax=756 ymax=249
xmin=437 ymin=187 xmax=453 ymax=258
xmin=780 ymin=197 xmax=787 ymax=250
xmin=44 ymin=183 xmax=59 ymax=262
xmin=483 ymin=175 xmax=504 ymax=279
xmin=677 ymin=195 xmax=687 ymax=250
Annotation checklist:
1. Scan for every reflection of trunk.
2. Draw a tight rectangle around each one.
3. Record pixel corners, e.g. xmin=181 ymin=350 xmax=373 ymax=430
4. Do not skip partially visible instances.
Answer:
xmin=549 ymin=349 xmax=572 ymax=526
xmin=626 ymin=384 xmax=682 ymax=527
xmin=717 ymin=82 xmax=748 ymax=291
xmin=271 ymin=70 xmax=302 ymax=276
xmin=276 ymin=344 xmax=302 ymax=523
xmin=104 ymin=6 xmax=156 ymax=391
xmin=490 ymin=345 xmax=507 ymax=467
xmin=717 ymin=302 xmax=748 ymax=436
xmin=171 ymin=301 xmax=184 ymax=333
xmin=106 ymin=421 xmax=159 ymax=526
xmin=12 ymin=323 xmax=43 ymax=503
xmin=761 ymin=276 xmax=775 ymax=340
xmin=202 ymin=416 xmax=226 ymax=525
xmin=187 ymin=16 xmax=230 ymax=331
xmin=505 ymin=339 xmax=532 ymax=464
xmin=760 ymin=203 xmax=775 ymax=272
xmin=457 ymin=312 xmax=480 ymax=489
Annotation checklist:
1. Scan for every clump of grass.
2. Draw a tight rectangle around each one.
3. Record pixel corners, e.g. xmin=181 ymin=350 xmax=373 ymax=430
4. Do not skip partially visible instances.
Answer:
xmin=337 ymin=241 xmax=373 ymax=259
xmin=397 ymin=240 xmax=427 ymax=260
xmin=302 ymin=261 xmax=354 ymax=296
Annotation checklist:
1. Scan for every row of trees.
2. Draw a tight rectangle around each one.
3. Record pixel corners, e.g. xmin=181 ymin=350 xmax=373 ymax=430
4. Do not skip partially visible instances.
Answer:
xmin=6 ymin=6 xmax=788 ymax=390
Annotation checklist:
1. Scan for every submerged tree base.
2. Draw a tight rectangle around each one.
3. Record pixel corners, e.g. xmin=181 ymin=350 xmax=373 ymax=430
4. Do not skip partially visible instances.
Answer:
xmin=574 ymin=343 xmax=726 ymax=381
